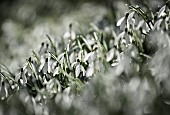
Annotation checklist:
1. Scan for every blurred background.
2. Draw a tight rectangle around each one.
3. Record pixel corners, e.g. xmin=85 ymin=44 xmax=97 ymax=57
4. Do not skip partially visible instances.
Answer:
xmin=0 ymin=0 xmax=165 ymax=72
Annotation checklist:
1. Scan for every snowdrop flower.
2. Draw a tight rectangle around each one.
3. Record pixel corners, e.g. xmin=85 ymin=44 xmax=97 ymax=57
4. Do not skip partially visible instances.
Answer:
xmin=63 ymin=24 xmax=76 ymax=40
xmin=25 ymin=57 xmax=33 ymax=76
xmin=106 ymin=48 xmax=115 ymax=62
xmin=158 ymin=5 xmax=166 ymax=18
xmin=117 ymin=12 xmax=135 ymax=30
xmin=0 ymin=81 xmax=8 ymax=100
xmin=69 ymin=51 xmax=76 ymax=64
xmin=117 ymin=28 xmax=133 ymax=46
xmin=15 ymin=68 xmax=27 ymax=84
xmin=20 ymin=68 xmax=27 ymax=84
xmin=39 ymin=58 xmax=50 ymax=74
xmin=44 ymin=73 xmax=51 ymax=82
xmin=73 ymin=58 xmax=86 ymax=78
xmin=45 ymin=43 xmax=50 ymax=53
xmin=138 ymin=20 xmax=151 ymax=32
xmin=41 ymin=74 xmax=48 ymax=85
xmin=46 ymin=79 xmax=61 ymax=93
xmin=135 ymin=19 xmax=151 ymax=34
xmin=154 ymin=15 xmax=169 ymax=31
xmin=83 ymin=51 xmax=95 ymax=63
xmin=86 ymin=62 xmax=94 ymax=77
xmin=39 ymin=42 xmax=45 ymax=56
xmin=154 ymin=18 xmax=163 ymax=30
xmin=53 ymin=66 xmax=59 ymax=76
xmin=75 ymin=63 xmax=81 ymax=78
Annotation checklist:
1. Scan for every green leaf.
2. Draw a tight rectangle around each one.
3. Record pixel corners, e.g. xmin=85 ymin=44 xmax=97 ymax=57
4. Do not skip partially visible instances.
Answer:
xmin=46 ymin=34 xmax=57 ymax=55
xmin=32 ymin=50 xmax=41 ymax=64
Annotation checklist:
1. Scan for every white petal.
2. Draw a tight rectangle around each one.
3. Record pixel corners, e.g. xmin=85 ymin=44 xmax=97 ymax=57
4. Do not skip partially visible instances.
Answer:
xmin=71 ymin=62 xmax=77 ymax=68
xmin=43 ymin=62 xmax=48 ymax=74
xmin=83 ymin=52 xmax=94 ymax=62
xmin=128 ymin=12 xmax=135 ymax=19
xmin=117 ymin=31 xmax=125 ymax=39
xmin=21 ymin=72 xmax=27 ymax=83
xmin=58 ymin=53 xmax=65 ymax=61
xmin=106 ymin=48 xmax=114 ymax=62
xmin=53 ymin=67 xmax=59 ymax=76
xmin=75 ymin=64 xmax=81 ymax=77
xmin=47 ymin=61 xmax=51 ymax=73
xmin=154 ymin=19 xmax=163 ymax=30
xmin=93 ymin=32 xmax=98 ymax=40
xmin=86 ymin=62 xmax=94 ymax=77
xmin=164 ymin=100 xmax=170 ymax=105
xmin=63 ymin=31 xmax=70 ymax=39
xmin=38 ymin=62 xmax=45 ymax=72
xmin=15 ymin=73 xmax=21 ymax=82
xmin=129 ymin=77 xmax=140 ymax=92
xmin=80 ymin=65 xmax=86 ymax=76
xmin=0 ymin=85 xmax=6 ymax=99
xmin=69 ymin=52 xmax=75 ymax=63
xmin=111 ymin=62 xmax=119 ymax=67
xmin=70 ymin=31 xmax=76 ymax=40
xmin=116 ymin=16 xmax=125 ymax=26
xmin=63 ymin=87 xmax=71 ymax=95
xmin=158 ymin=5 xmax=166 ymax=18
xmin=120 ymin=19 xmax=127 ymax=30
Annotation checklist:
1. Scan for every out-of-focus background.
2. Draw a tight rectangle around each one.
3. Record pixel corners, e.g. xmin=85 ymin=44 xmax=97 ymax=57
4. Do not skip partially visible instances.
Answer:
xmin=0 ymin=0 xmax=165 ymax=72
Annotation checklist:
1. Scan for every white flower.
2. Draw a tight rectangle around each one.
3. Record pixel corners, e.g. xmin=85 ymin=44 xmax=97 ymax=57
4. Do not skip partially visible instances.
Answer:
xmin=86 ymin=62 xmax=94 ymax=77
xmin=53 ymin=67 xmax=59 ymax=76
xmin=154 ymin=19 xmax=163 ymax=30
xmin=39 ymin=42 xmax=45 ymax=56
xmin=158 ymin=5 xmax=166 ymax=18
xmin=106 ymin=48 xmax=115 ymax=62
xmin=63 ymin=24 xmax=76 ymax=40
xmin=0 ymin=82 xmax=8 ymax=100
xmin=15 ymin=68 xmax=27 ymax=84
xmin=83 ymin=52 xmax=95 ymax=62
xmin=75 ymin=64 xmax=81 ymax=78
xmin=21 ymin=68 xmax=27 ymax=83
xmin=117 ymin=16 xmax=125 ymax=27
xmin=69 ymin=51 xmax=76 ymax=64
xmin=117 ymin=12 xmax=135 ymax=30
xmin=118 ymin=30 xmax=133 ymax=46
xmin=39 ymin=58 xmax=50 ymax=74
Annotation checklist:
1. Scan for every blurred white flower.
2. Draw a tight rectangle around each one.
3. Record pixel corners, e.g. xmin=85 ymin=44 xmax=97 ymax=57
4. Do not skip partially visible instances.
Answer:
xmin=39 ymin=42 xmax=46 ymax=56
xmin=0 ymin=82 xmax=8 ymax=100
xmin=63 ymin=24 xmax=76 ymax=40
xmin=106 ymin=48 xmax=115 ymax=62
xmin=86 ymin=62 xmax=94 ymax=77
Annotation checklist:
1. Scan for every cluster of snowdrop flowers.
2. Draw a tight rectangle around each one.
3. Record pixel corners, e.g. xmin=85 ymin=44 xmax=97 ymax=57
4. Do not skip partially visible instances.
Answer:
xmin=0 ymin=4 xmax=158 ymax=100
xmin=2 ymin=24 xmax=123 ymax=100
xmin=115 ymin=3 xmax=169 ymax=54
xmin=153 ymin=3 xmax=170 ymax=32
xmin=116 ymin=5 xmax=154 ymax=47
xmin=0 ymin=64 xmax=18 ymax=100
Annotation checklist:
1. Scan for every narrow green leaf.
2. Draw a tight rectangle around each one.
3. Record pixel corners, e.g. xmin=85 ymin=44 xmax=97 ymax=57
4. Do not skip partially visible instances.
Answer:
xmin=46 ymin=34 xmax=57 ymax=55
xmin=32 ymin=50 xmax=41 ymax=64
